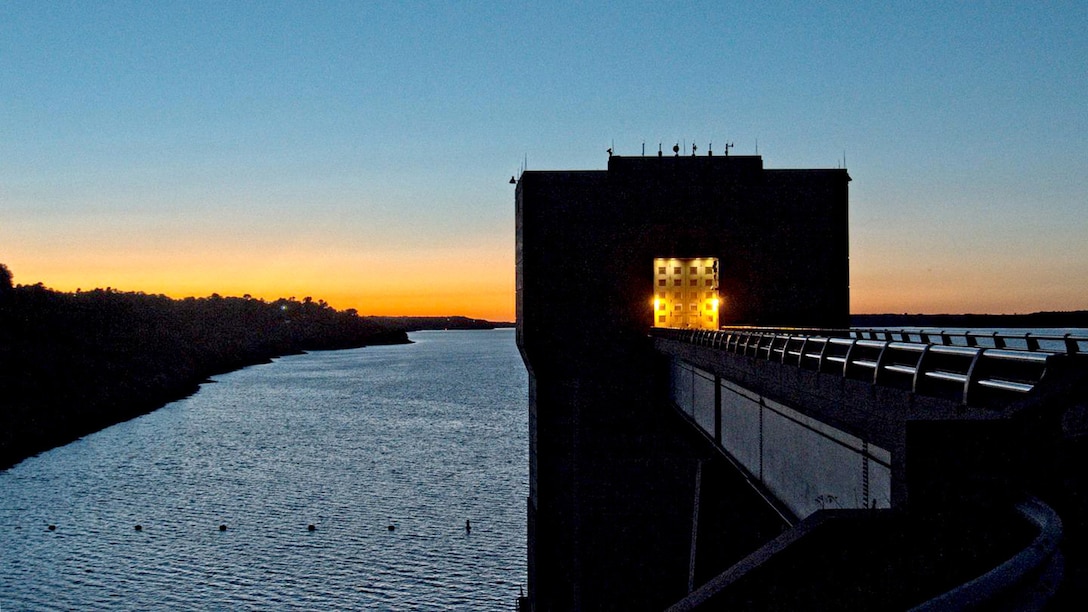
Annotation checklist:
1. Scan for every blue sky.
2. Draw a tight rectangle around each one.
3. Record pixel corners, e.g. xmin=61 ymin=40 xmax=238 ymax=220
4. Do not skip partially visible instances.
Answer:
xmin=3 ymin=1 xmax=1086 ymax=317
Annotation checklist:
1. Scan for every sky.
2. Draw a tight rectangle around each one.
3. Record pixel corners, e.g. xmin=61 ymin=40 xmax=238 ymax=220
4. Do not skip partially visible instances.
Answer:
xmin=2 ymin=1 xmax=1086 ymax=320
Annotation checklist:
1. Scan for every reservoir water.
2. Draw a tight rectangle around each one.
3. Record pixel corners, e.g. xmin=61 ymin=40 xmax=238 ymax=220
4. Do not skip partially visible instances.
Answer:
xmin=0 ymin=329 xmax=528 ymax=610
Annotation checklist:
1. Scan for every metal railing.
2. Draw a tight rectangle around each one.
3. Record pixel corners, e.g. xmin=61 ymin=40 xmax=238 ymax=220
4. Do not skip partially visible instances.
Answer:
xmin=649 ymin=327 xmax=1080 ymax=407
xmin=849 ymin=328 xmax=1086 ymax=355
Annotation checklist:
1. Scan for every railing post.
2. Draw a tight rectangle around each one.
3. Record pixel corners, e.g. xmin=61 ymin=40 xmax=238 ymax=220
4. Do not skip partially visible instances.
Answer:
xmin=1065 ymin=333 xmax=1079 ymax=355
xmin=842 ymin=339 xmax=859 ymax=378
xmin=962 ymin=348 xmax=985 ymax=406
xmin=872 ymin=341 xmax=891 ymax=385
xmin=1026 ymin=333 xmax=1040 ymax=352
xmin=912 ymin=344 xmax=932 ymax=395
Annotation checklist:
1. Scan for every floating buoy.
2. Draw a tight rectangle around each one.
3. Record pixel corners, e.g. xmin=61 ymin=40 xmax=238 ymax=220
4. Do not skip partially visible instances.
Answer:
xmin=387 ymin=524 xmax=395 ymax=532
xmin=219 ymin=524 xmax=227 ymax=532
xmin=47 ymin=524 xmax=56 ymax=531
xmin=465 ymin=519 xmax=471 ymax=533
xmin=307 ymin=524 xmax=316 ymax=532
xmin=134 ymin=525 xmax=142 ymax=531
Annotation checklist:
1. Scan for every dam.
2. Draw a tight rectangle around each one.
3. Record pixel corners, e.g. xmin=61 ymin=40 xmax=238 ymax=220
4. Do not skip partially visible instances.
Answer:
xmin=515 ymin=153 xmax=1088 ymax=610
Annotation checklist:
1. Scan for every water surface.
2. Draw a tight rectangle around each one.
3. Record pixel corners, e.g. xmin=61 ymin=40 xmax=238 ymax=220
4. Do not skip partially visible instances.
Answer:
xmin=0 ymin=329 xmax=527 ymax=610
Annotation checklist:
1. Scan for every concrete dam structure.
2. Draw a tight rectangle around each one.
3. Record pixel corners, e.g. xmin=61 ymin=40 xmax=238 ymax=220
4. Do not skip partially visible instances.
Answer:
xmin=515 ymin=153 xmax=1088 ymax=610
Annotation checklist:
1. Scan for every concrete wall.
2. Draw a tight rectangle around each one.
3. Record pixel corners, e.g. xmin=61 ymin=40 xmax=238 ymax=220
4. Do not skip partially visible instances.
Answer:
xmin=670 ymin=358 xmax=892 ymax=520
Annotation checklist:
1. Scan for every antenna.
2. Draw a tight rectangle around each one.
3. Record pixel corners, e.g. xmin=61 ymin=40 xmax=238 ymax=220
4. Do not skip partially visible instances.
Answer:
xmin=658 ymin=142 xmax=662 ymax=157
xmin=642 ymin=141 xmax=645 ymax=156
xmin=755 ymin=138 xmax=759 ymax=155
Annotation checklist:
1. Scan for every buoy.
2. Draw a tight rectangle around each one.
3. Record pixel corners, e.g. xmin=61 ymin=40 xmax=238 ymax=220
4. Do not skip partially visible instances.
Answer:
xmin=219 ymin=524 xmax=227 ymax=532
xmin=465 ymin=519 xmax=471 ymax=533
xmin=387 ymin=524 xmax=395 ymax=532
xmin=307 ymin=524 xmax=316 ymax=532
xmin=47 ymin=524 xmax=56 ymax=531
xmin=134 ymin=525 xmax=142 ymax=531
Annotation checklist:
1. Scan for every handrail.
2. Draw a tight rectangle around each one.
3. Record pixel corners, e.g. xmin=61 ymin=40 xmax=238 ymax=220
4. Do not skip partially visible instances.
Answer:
xmin=850 ymin=327 xmax=1085 ymax=355
xmin=649 ymin=327 xmax=1060 ymax=407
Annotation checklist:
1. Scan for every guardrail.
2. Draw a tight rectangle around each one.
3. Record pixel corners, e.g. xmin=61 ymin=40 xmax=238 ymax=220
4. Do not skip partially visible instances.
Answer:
xmin=649 ymin=327 xmax=1080 ymax=407
xmin=849 ymin=328 xmax=1086 ymax=355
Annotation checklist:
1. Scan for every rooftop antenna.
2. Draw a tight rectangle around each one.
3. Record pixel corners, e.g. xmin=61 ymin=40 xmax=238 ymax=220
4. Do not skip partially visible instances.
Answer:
xmin=658 ymin=142 xmax=663 ymax=157
xmin=642 ymin=141 xmax=645 ymax=156
xmin=708 ymin=142 xmax=713 ymax=156
xmin=691 ymin=142 xmax=697 ymax=156
xmin=723 ymin=142 xmax=734 ymax=156
xmin=673 ymin=143 xmax=680 ymax=156
xmin=755 ymin=138 xmax=759 ymax=155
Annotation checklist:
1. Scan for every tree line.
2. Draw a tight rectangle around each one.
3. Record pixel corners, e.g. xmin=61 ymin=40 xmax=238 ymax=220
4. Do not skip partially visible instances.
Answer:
xmin=0 ymin=264 xmax=410 ymax=469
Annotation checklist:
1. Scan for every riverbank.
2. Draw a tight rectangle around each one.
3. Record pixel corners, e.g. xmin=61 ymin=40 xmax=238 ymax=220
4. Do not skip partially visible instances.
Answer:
xmin=0 ymin=283 xmax=414 ymax=470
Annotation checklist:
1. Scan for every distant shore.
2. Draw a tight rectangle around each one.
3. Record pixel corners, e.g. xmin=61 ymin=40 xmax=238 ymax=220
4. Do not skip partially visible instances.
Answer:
xmin=851 ymin=311 xmax=1088 ymax=330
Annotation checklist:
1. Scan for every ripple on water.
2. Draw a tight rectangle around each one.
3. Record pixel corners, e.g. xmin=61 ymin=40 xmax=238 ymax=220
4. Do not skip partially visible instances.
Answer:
xmin=0 ymin=330 xmax=528 ymax=610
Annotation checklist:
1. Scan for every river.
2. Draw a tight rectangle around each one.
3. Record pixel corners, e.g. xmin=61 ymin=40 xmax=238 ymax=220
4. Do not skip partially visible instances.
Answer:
xmin=0 ymin=329 xmax=528 ymax=610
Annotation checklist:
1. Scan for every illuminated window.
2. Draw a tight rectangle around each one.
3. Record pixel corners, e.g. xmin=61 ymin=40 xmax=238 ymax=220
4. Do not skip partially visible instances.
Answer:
xmin=653 ymin=256 xmax=719 ymax=330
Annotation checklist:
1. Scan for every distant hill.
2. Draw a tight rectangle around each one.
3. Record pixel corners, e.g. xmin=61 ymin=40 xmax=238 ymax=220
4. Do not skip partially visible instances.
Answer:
xmin=851 ymin=311 xmax=1088 ymax=330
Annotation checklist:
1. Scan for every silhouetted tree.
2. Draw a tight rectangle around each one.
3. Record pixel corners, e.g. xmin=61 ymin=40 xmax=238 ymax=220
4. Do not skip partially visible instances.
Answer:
xmin=0 ymin=263 xmax=12 ymax=297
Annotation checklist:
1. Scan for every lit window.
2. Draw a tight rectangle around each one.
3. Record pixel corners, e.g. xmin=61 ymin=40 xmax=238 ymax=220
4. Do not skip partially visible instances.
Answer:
xmin=690 ymin=304 xmax=697 ymax=311
xmin=690 ymin=266 xmax=697 ymax=274
xmin=674 ymin=304 xmax=682 ymax=311
xmin=673 ymin=279 xmax=681 ymax=286
xmin=658 ymin=266 xmax=666 ymax=274
xmin=674 ymin=267 xmax=681 ymax=274
xmin=659 ymin=315 xmax=666 ymax=323
xmin=689 ymin=279 xmax=697 ymax=286
xmin=658 ymin=303 xmax=666 ymax=310
xmin=658 ymin=279 xmax=666 ymax=286
xmin=705 ymin=279 xmax=713 ymax=286
xmin=705 ymin=266 xmax=714 ymax=274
